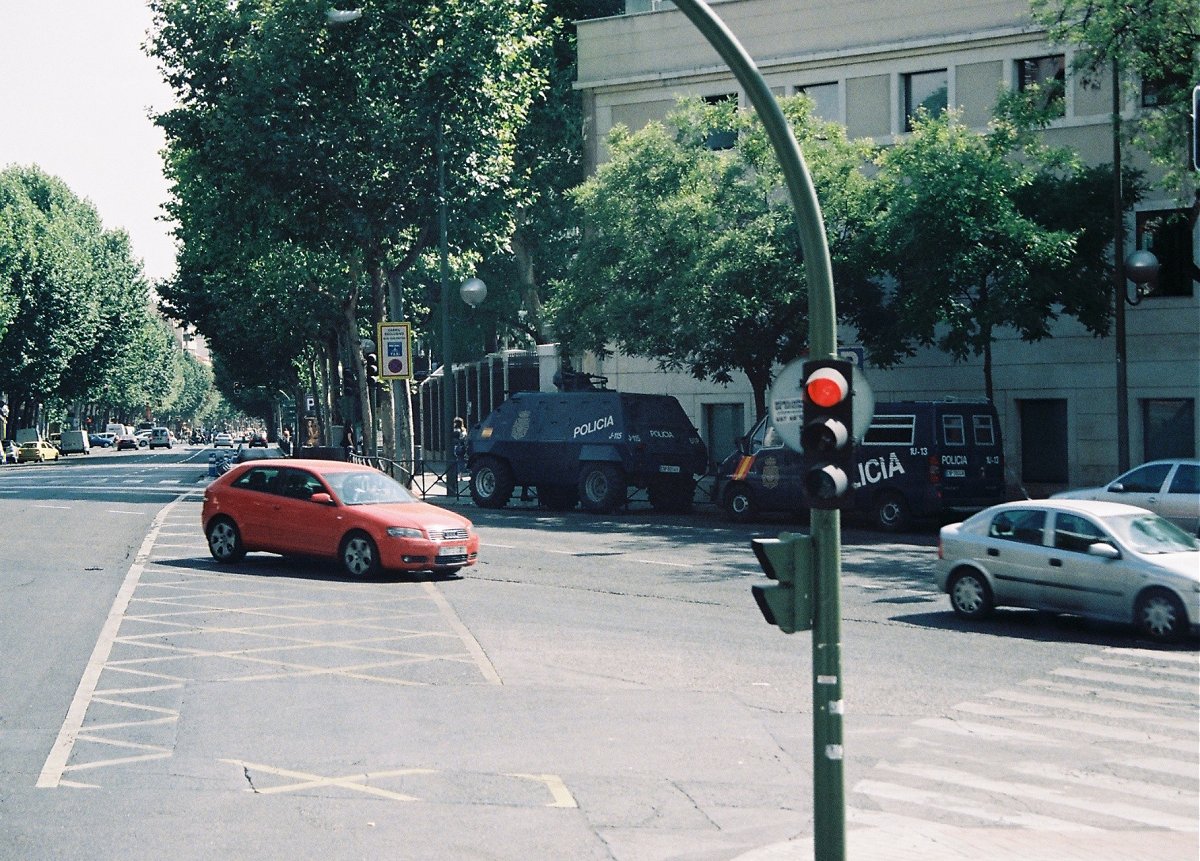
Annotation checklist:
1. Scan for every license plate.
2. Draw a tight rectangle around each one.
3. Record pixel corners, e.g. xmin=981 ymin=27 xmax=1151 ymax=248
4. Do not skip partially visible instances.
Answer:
xmin=945 ymin=469 xmax=966 ymax=478
xmin=658 ymin=465 xmax=681 ymax=474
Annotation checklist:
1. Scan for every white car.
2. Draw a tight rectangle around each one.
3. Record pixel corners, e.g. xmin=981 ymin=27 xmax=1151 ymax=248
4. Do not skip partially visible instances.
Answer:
xmin=213 ymin=433 xmax=234 ymax=448
xmin=1052 ymin=459 xmax=1199 ymax=536
xmin=936 ymin=499 xmax=1199 ymax=643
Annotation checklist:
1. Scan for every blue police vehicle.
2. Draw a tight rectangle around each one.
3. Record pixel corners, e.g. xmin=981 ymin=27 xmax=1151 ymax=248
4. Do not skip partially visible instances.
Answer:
xmin=719 ymin=400 xmax=1006 ymax=530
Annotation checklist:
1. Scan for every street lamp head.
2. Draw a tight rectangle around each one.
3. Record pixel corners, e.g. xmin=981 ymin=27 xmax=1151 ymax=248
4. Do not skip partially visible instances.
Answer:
xmin=325 ymin=8 xmax=362 ymax=25
xmin=1123 ymin=249 xmax=1159 ymax=285
xmin=460 ymin=277 xmax=487 ymax=308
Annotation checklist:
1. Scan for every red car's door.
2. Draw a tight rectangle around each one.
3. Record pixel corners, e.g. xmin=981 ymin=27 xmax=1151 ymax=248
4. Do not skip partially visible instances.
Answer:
xmin=268 ymin=467 xmax=346 ymax=557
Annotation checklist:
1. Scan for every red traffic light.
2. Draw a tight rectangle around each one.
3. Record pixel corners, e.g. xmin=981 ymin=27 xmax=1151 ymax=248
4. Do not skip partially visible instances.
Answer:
xmin=804 ymin=366 xmax=849 ymax=408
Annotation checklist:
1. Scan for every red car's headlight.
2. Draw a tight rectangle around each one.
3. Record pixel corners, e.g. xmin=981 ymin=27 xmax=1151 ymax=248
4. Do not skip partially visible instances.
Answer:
xmin=387 ymin=526 xmax=425 ymax=539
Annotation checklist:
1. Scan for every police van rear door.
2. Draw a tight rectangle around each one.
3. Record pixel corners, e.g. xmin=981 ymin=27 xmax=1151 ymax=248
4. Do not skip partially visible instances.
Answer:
xmin=933 ymin=404 xmax=1005 ymax=509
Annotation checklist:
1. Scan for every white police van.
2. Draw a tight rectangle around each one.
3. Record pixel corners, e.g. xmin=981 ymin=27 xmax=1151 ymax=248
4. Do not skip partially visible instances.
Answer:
xmin=719 ymin=400 xmax=1006 ymax=530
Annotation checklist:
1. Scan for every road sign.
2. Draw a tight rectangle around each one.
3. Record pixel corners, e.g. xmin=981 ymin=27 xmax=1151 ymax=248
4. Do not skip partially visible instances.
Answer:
xmin=378 ymin=322 xmax=413 ymax=380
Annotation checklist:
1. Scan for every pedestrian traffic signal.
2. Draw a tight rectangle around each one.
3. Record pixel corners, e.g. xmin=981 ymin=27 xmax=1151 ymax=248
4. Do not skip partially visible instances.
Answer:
xmin=364 ymin=350 xmax=380 ymax=379
xmin=751 ymin=532 xmax=813 ymax=634
xmin=800 ymin=359 xmax=856 ymax=509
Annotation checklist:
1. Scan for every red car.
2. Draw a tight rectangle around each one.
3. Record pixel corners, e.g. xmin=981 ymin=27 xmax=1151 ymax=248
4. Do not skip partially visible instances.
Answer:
xmin=202 ymin=459 xmax=480 ymax=577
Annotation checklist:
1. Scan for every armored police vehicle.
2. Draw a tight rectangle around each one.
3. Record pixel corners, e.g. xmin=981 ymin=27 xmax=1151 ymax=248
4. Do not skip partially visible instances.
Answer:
xmin=467 ymin=388 xmax=708 ymax=514
xmin=720 ymin=400 xmax=1005 ymax=530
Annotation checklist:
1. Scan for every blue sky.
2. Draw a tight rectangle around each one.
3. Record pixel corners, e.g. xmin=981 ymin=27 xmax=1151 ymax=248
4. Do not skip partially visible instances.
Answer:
xmin=0 ymin=1 xmax=177 ymax=281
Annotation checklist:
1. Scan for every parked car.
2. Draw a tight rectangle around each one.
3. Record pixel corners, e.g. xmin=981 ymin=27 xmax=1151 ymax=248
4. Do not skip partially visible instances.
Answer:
xmin=202 ymin=459 xmax=480 ymax=578
xmin=1052 ymin=459 xmax=1199 ymax=536
xmin=89 ymin=432 xmax=116 ymax=448
xmin=213 ymin=433 xmax=234 ymax=448
xmin=2 ymin=439 xmax=19 ymax=464
xmin=17 ymin=440 xmax=62 ymax=463
xmin=936 ymin=499 xmax=1199 ymax=643
xmin=134 ymin=431 xmax=152 ymax=448
xmin=115 ymin=434 xmax=140 ymax=451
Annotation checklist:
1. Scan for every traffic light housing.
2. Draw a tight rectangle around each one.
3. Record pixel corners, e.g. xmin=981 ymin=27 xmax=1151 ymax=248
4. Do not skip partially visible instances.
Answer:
xmin=364 ymin=350 xmax=380 ymax=380
xmin=800 ymin=359 xmax=856 ymax=509
xmin=751 ymin=532 xmax=813 ymax=633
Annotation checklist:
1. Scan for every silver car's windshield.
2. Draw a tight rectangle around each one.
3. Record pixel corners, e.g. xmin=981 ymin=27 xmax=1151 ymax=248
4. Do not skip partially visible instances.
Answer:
xmin=1108 ymin=513 xmax=1198 ymax=554
xmin=324 ymin=470 xmax=417 ymax=506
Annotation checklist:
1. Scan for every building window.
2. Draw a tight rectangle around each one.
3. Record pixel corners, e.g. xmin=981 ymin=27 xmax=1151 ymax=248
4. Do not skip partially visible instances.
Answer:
xmin=1136 ymin=209 xmax=1196 ymax=298
xmin=703 ymin=93 xmax=737 ymax=150
xmin=1019 ymin=399 xmax=1068 ymax=484
xmin=797 ymin=82 xmax=839 ymax=122
xmin=1016 ymin=55 xmax=1065 ymax=116
xmin=903 ymin=69 xmax=947 ymax=131
xmin=1143 ymin=399 xmax=1195 ymax=462
xmin=1141 ymin=69 xmax=1188 ymax=108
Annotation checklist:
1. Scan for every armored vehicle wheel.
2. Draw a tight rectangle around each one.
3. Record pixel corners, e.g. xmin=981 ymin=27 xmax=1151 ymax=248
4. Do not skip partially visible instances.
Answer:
xmin=470 ymin=456 xmax=514 ymax=508
xmin=538 ymin=484 xmax=578 ymax=511
xmin=578 ymin=462 xmax=624 ymax=513
xmin=649 ymin=476 xmax=693 ymax=513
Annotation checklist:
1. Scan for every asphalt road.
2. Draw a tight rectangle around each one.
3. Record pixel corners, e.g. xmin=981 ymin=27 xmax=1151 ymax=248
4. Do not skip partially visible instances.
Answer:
xmin=1 ymin=448 xmax=1195 ymax=860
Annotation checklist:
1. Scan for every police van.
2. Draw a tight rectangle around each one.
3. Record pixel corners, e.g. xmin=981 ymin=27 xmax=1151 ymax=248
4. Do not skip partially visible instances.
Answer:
xmin=719 ymin=400 xmax=1006 ymax=530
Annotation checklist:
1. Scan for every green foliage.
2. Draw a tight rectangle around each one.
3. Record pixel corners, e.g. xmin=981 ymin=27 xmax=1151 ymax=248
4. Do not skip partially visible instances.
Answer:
xmin=148 ymin=0 xmax=551 ymax=411
xmin=848 ymin=108 xmax=1142 ymax=400
xmin=553 ymin=95 xmax=875 ymax=417
xmin=1031 ymin=0 xmax=1200 ymax=197
xmin=0 ymin=165 xmax=181 ymax=418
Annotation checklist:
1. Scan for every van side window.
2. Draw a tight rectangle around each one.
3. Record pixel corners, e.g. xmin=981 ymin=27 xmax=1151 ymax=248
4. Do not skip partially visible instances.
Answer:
xmin=987 ymin=509 xmax=1046 ymax=544
xmin=863 ymin=414 xmax=915 ymax=446
xmin=762 ymin=425 xmax=783 ymax=448
xmin=942 ymin=415 xmax=966 ymax=446
xmin=972 ymin=415 xmax=995 ymax=446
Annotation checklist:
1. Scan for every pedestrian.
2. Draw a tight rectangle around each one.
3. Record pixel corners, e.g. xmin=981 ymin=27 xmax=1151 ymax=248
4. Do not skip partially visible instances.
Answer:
xmin=452 ymin=416 xmax=468 ymax=476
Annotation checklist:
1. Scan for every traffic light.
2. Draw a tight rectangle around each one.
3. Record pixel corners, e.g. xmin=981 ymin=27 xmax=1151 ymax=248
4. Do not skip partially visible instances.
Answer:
xmin=751 ymin=532 xmax=813 ymax=633
xmin=800 ymin=358 xmax=856 ymax=509
xmin=364 ymin=350 xmax=380 ymax=380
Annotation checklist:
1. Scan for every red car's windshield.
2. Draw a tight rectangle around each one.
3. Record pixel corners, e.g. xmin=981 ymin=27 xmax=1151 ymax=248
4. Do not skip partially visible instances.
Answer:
xmin=323 ymin=470 xmax=417 ymax=506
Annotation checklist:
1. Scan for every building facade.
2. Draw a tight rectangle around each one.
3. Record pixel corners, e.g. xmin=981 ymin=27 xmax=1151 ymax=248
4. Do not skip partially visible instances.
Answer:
xmin=573 ymin=0 xmax=1198 ymax=495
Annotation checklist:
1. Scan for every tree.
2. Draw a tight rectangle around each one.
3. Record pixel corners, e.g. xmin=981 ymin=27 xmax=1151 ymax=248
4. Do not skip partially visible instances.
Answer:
xmin=848 ymin=106 xmax=1143 ymax=401
xmin=0 ymin=165 xmax=162 ymax=426
xmin=1031 ymin=0 xmax=1200 ymax=198
xmin=148 ymin=0 xmax=549 ymax=463
xmin=552 ymin=95 xmax=875 ymax=419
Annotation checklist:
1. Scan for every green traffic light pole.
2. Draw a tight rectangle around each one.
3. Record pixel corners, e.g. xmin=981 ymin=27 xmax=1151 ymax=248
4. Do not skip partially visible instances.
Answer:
xmin=670 ymin=2 xmax=844 ymax=857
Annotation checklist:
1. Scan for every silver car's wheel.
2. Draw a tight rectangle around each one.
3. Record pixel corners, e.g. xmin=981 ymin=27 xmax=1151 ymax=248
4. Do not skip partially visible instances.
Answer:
xmin=949 ymin=570 xmax=993 ymax=620
xmin=340 ymin=531 xmax=380 ymax=578
xmin=206 ymin=517 xmax=245 ymax=563
xmin=1135 ymin=589 xmax=1187 ymax=643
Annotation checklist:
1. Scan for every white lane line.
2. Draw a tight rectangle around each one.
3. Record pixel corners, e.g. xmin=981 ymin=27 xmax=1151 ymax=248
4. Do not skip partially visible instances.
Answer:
xmin=1008 ymin=761 xmax=1197 ymax=804
xmin=33 ymin=504 xmax=71 ymax=510
xmin=37 ymin=492 xmax=195 ymax=789
xmin=422 ymin=581 xmax=502 ymax=685
xmin=985 ymin=689 xmax=1199 ymax=732
xmin=632 ymin=558 xmax=691 ymax=568
xmin=1051 ymin=667 xmax=1199 ymax=695
xmin=852 ymin=778 xmax=1100 ymax=831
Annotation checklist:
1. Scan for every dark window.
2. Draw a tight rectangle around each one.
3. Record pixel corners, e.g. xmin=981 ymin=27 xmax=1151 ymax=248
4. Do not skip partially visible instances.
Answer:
xmin=973 ymin=414 xmax=996 ymax=446
xmin=1053 ymin=512 xmax=1108 ymax=553
xmin=863 ymin=414 xmax=916 ymax=446
xmin=1168 ymin=463 xmax=1198 ymax=494
xmin=988 ymin=509 xmax=1047 ymax=545
xmin=904 ymin=70 xmax=947 ymax=131
xmin=943 ymin=414 xmax=966 ymax=446
xmin=704 ymin=93 xmax=737 ymax=150
xmin=1135 ymin=209 xmax=1196 ymax=298
xmin=1116 ymin=462 xmax=1171 ymax=493
xmin=1017 ymin=55 xmax=1066 ymax=116
xmin=279 ymin=468 xmax=326 ymax=500
xmin=234 ymin=467 xmax=281 ymax=493
xmin=1141 ymin=69 xmax=1188 ymax=108
xmin=1019 ymin=399 xmax=1068 ymax=483
xmin=1143 ymin=399 xmax=1195 ymax=461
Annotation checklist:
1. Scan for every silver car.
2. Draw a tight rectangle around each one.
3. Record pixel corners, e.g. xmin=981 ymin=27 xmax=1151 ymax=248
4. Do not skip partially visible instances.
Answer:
xmin=936 ymin=499 xmax=1199 ymax=643
xmin=1052 ymin=459 xmax=1199 ymax=536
